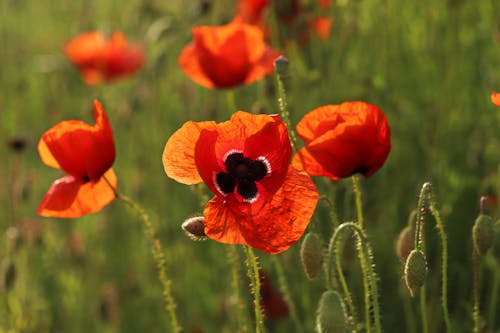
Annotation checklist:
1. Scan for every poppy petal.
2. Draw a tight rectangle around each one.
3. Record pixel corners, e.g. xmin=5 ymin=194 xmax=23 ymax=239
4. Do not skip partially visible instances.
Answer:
xmin=163 ymin=120 xmax=217 ymax=184
xmin=38 ymin=169 xmax=117 ymax=218
xmin=178 ymin=43 xmax=216 ymax=88
xmin=204 ymin=166 xmax=318 ymax=254
xmin=87 ymin=100 xmax=115 ymax=181
xmin=245 ymin=47 xmax=281 ymax=85
xmin=492 ymin=91 xmax=500 ymax=106
xmin=64 ymin=31 xmax=106 ymax=68
xmin=38 ymin=120 xmax=94 ymax=178
xmin=292 ymin=146 xmax=339 ymax=179
xmin=295 ymin=105 xmax=345 ymax=143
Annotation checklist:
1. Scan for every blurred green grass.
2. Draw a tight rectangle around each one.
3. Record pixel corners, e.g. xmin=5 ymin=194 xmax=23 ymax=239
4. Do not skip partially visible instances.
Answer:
xmin=0 ymin=0 xmax=499 ymax=332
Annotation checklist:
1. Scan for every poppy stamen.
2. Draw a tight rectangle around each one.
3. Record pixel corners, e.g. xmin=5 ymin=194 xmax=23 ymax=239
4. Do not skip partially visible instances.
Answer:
xmin=215 ymin=152 xmax=269 ymax=200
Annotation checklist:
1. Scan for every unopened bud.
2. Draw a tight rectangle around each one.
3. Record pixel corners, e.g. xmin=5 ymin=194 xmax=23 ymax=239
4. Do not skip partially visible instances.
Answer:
xmin=316 ymin=290 xmax=348 ymax=333
xmin=274 ymin=55 xmax=289 ymax=78
xmin=404 ymin=250 xmax=427 ymax=297
xmin=300 ymin=233 xmax=323 ymax=279
xmin=181 ymin=216 xmax=207 ymax=240
xmin=396 ymin=226 xmax=415 ymax=262
xmin=472 ymin=214 xmax=495 ymax=256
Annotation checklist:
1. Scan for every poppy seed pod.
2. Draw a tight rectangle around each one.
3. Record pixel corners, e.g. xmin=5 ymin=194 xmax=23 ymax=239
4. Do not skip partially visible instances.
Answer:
xmin=182 ymin=216 xmax=207 ymax=241
xmin=274 ymin=55 xmax=289 ymax=78
xmin=396 ymin=226 xmax=415 ymax=262
xmin=404 ymin=249 xmax=427 ymax=297
xmin=300 ymin=232 xmax=323 ymax=279
xmin=316 ymin=290 xmax=348 ymax=333
xmin=472 ymin=214 xmax=495 ymax=256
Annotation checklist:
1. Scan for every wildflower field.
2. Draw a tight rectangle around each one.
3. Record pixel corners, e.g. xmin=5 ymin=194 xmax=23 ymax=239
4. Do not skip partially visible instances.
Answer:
xmin=1 ymin=0 xmax=499 ymax=332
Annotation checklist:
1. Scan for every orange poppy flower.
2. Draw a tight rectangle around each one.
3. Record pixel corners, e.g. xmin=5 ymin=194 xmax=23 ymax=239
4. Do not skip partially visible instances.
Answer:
xmin=38 ymin=100 xmax=117 ymax=218
xmin=163 ymin=112 xmax=318 ymax=254
xmin=235 ymin=0 xmax=269 ymax=25
xmin=310 ymin=17 xmax=333 ymax=40
xmin=64 ymin=31 xmax=145 ymax=85
xmin=178 ymin=21 xmax=280 ymax=89
xmin=491 ymin=91 xmax=500 ymax=106
xmin=293 ymin=102 xmax=391 ymax=179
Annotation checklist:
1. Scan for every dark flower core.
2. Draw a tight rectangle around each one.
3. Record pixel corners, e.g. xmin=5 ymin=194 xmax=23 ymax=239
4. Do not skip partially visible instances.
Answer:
xmin=215 ymin=152 xmax=269 ymax=201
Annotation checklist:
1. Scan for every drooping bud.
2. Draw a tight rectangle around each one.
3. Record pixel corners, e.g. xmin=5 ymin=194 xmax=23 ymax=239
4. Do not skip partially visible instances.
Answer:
xmin=300 ymin=232 xmax=323 ymax=279
xmin=472 ymin=214 xmax=495 ymax=256
xmin=404 ymin=249 xmax=427 ymax=297
xmin=274 ymin=55 xmax=289 ymax=78
xmin=316 ymin=290 xmax=348 ymax=333
xmin=396 ymin=226 xmax=415 ymax=262
xmin=181 ymin=216 xmax=207 ymax=240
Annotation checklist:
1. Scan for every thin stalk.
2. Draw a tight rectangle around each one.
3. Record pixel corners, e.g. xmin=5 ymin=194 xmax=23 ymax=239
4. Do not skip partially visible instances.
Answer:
xmin=472 ymin=249 xmax=481 ymax=333
xmin=351 ymin=175 xmax=382 ymax=333
xmin=104 ymin=177 xmax=180 ymax=333
xmin=271 ymin=256 xmax=303 ymax=332
xmin=427 ymin=188 xmax=451 ymax=333
xmin=274 ymin=63 xmax=300 ymax=154
xmin=244 ymin=246 xmax=265 ymax=333
xmin=226 ymin=90 xmax=237 ymax=113
xmin=227 ymin=246 xmax=249 ymax=332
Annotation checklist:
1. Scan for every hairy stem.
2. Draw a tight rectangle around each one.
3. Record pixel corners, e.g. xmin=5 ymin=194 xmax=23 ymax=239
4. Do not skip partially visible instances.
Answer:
xmin=104 ymin=177 xmax=180 ymax=333
xmin=244 ymin=246 xmax=265 ymax=333
xmin=351 ymin=175 xmax=382 ymax=333
xmin=472 ymin=249 xmax=481 ymax=333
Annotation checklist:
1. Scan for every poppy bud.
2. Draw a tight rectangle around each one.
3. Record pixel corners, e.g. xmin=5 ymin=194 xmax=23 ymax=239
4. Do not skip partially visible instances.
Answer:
xmin=404 ymin=250 xmax=427 ymax=297
xmin=300 ymin=232 xmax=323 ymax=279
xmin=472 ymin=214 xmax=495 ymax=256
xmin=274 ymin=55 xmax=289 ymax=78
xmin=316 ymin=290 xmax=348 ymax=333
xmin=2 ymin=260 xmax=16 ymax=291
xmin=396 ymin=226 xmax=415 ymax=262
xmin=492 ymin=222 xmax=500 ymax=260
xmin=182 ymin=216 xmax=207 ymax=240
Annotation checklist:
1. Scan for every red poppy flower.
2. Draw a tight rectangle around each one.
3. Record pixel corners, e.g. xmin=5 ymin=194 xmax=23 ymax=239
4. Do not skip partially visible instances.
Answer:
xmin=491 ymin=91 xmax=500 ymax=106
xmin=235 ymin=0 xmax=269 ymax=25
xmin=38 ymin=100 xmax=117 ymax=218
xmin=178 ymin=21 xmax=280 ymax=89
xmin=292 ymin=102 xmax=391 ymax=179
xmin=310 ymin=17 xmax=333 ymax=40
xmin=163 ymin=112 xmax=318 ymax=254
xmin=64 ymin=31 xmax=145 ymax=85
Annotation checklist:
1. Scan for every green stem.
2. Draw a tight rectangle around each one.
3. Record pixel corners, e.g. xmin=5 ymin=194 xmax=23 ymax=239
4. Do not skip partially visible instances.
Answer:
xmin=351 ymin=175 xmax=382 ymax=333
xmin=244 ymin=246 xmax=265 ymax=333
xmin=104 ymin=177 xmax=180 ymax=333
xmin=271 ymin=256 xmax=303 ymax=332
xmin=427 ymin=186 xmax=451 ymax=333
xmin=420 ymin=286 xmax=428 ymax=333
xmin=226 ymin=90 xmax=237 ymax=113
xmin=275 ymin=65 xmax=300 ymax=154
xmin=227 ymin=246 xmax=249 ymax=332
xmin=472 ymin=249 xmax=481 ymax=333
xmin=327 ymin=222 xmax=382 ymax=332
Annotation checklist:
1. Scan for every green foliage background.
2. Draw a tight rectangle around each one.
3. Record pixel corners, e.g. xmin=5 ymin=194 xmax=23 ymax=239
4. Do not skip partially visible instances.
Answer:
xmin=0 ymin=0 xmax=499 ymax=332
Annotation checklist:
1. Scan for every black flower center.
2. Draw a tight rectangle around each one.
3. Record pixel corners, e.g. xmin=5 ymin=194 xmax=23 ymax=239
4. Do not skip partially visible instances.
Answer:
xmin=215 ymin=152 xmax=269 ymax=201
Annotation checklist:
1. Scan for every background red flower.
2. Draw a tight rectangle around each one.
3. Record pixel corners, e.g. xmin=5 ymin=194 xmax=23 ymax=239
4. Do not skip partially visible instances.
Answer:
xmin=64 ymin=31 xmax=145 ymax=85
xmin=38 ymin=100 xmax=117 ymax=218
xmin=178 ymin=21 xmax=280 ymax=89
xmin=293 ymin=101 xmax=391 ymax=179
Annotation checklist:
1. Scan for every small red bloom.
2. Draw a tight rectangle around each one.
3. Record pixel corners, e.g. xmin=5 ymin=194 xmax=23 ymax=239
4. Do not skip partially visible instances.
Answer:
xmin=259 ymin=270 xmax=289 ymax=321
xmin=64 ymin=31 xmax=145 ymax=85
xmin=178 ymin=21 xmax=280 ymax=89
xmin=491 ymin=91 xmax=500 ymax=106
xmin=293 ymin=102 xmax=391 ymax=179
xmin=38 ymin=100 xmax=117 ymax=218
xmin=163 ymin=112 xmax=318 ymax=254
xmin=235 ymin=0 xmax=269 ymax=25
